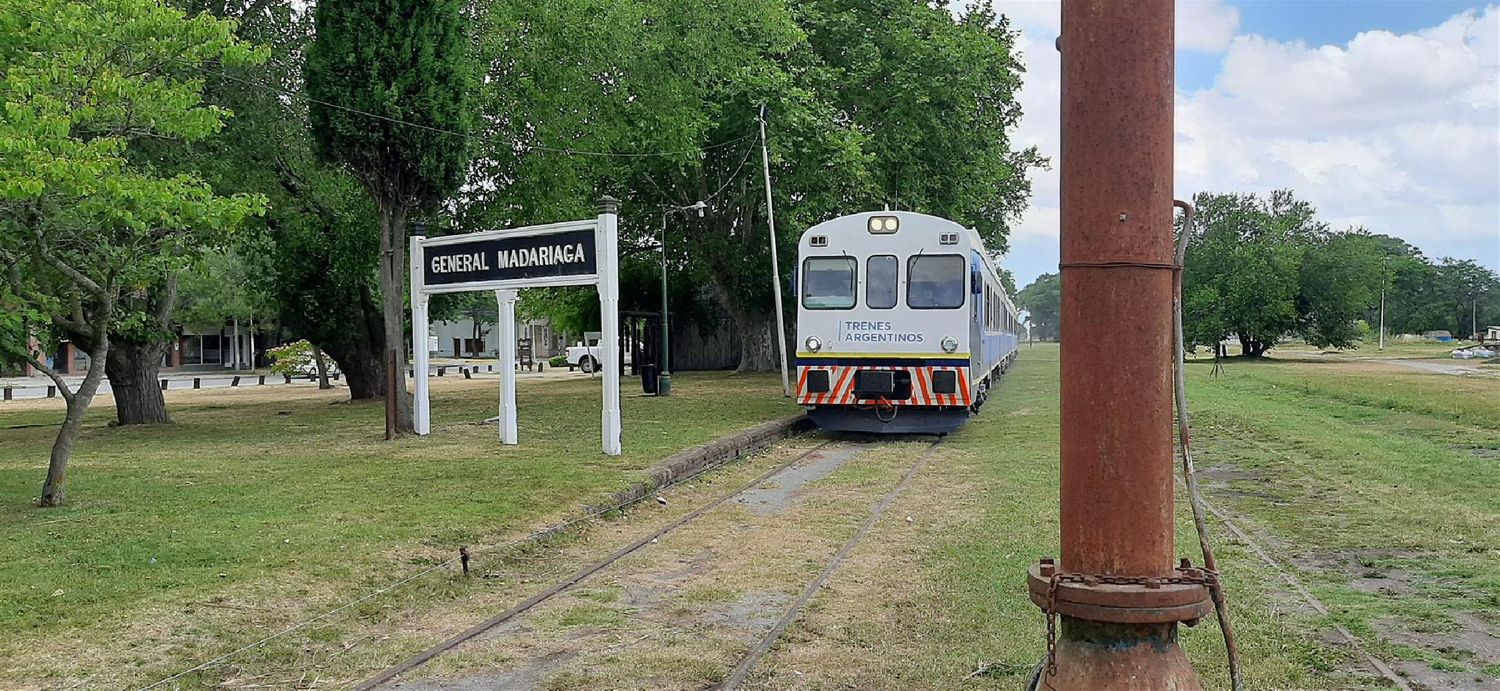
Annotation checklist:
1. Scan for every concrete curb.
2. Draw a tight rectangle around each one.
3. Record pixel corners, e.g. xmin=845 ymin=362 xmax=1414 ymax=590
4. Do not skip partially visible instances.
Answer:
xmin=583 ymin=414 xmax=814 ymax=517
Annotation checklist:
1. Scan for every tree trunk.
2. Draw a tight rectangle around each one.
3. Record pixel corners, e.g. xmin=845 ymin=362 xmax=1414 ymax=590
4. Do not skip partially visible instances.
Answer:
xmin=1238 ymin=334 xmax=1269 ymax=358
xmin=377 ymin=201 xmax=414 ymax=433
xmin=311 ymin=344 xmax=332 ymax=390
xmin=337 ymin=344 xmax=385 ymax=399
xmin=40 ymin=342 xmax=110 ymax=507
xmin=105 ymin=339 xmax=171 ymax=425
xmin=705 ymin=264 xmax=780 ymax=372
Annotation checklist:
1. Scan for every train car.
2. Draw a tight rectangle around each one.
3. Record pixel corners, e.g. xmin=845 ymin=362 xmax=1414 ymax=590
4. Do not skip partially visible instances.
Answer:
xmin=794 ymin=211 xmax=1021 ymax=434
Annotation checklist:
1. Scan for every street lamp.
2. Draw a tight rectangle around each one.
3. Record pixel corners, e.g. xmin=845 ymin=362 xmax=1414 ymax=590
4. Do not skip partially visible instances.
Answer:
xmin=659 ymin=201 xmax=707 ymax=397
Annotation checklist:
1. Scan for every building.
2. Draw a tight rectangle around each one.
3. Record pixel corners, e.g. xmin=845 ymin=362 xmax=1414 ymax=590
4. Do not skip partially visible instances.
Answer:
xmin=19 ymin=321 xmax=278 ymax=377
xmin=428 ymin=317 xmax=567 ymax=359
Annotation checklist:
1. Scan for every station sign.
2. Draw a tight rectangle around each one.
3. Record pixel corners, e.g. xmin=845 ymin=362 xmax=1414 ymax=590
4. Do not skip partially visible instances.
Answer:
xmin=409 ymin=202 xmax=622 ymax=456
xmin=423 ymin=228 xmax=597 ymax=287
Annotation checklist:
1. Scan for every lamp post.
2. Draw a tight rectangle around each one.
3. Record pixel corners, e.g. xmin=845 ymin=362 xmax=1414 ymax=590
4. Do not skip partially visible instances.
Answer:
xmin=660 ymin=201 xmax=706 ymax=396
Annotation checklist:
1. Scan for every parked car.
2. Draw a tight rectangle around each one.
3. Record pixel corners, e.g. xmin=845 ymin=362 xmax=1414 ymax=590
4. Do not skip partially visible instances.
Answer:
xmin=297 ymin=359 xmax=341 ymax=376
xmin=564 ymin=343 xmax=630 ymax=373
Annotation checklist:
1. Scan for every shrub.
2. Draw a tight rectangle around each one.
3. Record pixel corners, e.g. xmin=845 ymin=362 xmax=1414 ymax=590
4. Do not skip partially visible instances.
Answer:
xmin=267 ymin=340 xmax=315 ymax=375
xmin=548 ymin=354 xmax=568 ymax=368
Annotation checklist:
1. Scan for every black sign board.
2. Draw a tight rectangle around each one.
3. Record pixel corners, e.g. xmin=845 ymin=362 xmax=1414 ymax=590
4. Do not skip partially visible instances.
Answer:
xmin=423 ymin=228 xmax=597 ymax=287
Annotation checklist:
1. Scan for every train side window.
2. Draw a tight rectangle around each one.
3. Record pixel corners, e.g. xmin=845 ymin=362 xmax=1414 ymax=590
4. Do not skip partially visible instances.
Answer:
xmin=866 ymin=255 xmax=898 ymax=309
xmin=801 ymin=256 xmax=858 ymax=310
xmin=907 ymin=254 xmax=966 ymax=309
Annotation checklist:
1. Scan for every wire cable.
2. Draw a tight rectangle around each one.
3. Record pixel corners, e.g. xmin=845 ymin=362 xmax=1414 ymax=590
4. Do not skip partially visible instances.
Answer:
xmin=1172 ymin=199 xmax=1244 ymax=691
xmin=198 ymin=66 xmax=756 ymax=160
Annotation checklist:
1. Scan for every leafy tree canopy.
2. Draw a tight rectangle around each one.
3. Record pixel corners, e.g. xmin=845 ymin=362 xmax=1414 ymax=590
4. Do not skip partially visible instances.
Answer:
xmin=1016 ymin=272 xmax=1059 ymax=341
xmin=0 ymin=0 xmax=266 ymax=505
xmin=1183 ymin=190 xmax=1385 ymax=356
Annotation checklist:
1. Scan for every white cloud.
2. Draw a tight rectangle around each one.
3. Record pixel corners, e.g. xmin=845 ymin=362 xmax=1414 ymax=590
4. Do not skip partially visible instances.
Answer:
xmin=1178 ymin=0 xmax=1241 ymax=52
xmin=1177 ymin=6 xmax=1500 ymax=249
xmin=994 ymin=4 xmax=1500 ymax=285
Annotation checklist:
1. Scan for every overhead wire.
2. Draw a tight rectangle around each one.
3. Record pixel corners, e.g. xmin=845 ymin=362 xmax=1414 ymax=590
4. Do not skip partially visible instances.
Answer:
xmin=9 ymin=2 xmax=757 ymax=161
xmin=197 ymin=65 xmax=757 ymax=160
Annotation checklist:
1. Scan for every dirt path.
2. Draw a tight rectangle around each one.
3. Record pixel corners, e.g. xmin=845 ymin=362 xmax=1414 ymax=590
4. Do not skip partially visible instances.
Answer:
xmin=1382 ymin=359 xmax=1496 ymax=377
xmin=375 ymin=440 xmax=935 ymax=690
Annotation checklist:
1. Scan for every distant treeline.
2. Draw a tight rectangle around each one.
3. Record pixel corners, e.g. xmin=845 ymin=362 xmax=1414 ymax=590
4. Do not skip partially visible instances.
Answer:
xmin=1015 ymin=190 xmax=1498 ymax=356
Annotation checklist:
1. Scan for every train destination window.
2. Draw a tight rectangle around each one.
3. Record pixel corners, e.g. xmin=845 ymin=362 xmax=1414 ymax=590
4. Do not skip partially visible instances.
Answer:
xmin=866 ymin=255 xmax=898 ymax=309
xmin=802 ymin=257 xmax=858 ymax=309
xmin=907 ymin=255 xmax=966 ymax=309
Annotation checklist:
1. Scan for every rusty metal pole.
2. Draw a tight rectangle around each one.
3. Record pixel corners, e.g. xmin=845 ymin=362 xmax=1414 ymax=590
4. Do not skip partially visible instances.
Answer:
xmin=1026 ymin=1 xmax=1211 ymax=688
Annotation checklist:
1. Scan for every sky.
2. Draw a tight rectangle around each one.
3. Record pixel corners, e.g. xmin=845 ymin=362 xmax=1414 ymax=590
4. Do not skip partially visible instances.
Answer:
xmin=975 ymin=1 xmax=1500 ymax=289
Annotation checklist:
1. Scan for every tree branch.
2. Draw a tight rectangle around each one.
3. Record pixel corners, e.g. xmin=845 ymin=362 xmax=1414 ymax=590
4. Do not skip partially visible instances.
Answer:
xmin=20 ymin=350 xmax=76 ymax=405
xmin=274 ymin=156 xmax=340 ymax=221
xmin=31 ymin=227 xmax=107 ymax=298
xmin=156 ymin=273 xmax=178 ymax=329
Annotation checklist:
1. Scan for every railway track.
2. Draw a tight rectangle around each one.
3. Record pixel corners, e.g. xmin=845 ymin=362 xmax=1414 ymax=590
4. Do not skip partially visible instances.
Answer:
xmin=358 ymin=436 xmax=942 ymax=690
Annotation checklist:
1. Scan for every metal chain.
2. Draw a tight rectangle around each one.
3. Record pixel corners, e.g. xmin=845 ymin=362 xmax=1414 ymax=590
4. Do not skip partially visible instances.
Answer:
xmin=1044 ymin=577 xmax=1061 ymax=680
xmin=1041 ymin=568 xmax=1220 ymax=681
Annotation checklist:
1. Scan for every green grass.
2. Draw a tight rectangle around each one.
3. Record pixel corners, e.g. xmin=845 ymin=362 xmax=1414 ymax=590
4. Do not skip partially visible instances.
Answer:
xmin=911 ymin=345 xmax=1352 ymax=690
xmin=1183 ymin=357 xmax=1499 ymax=681
xmin=833 ymin=342 xmax=1497 ymax=689
xmin=0 ymin=372 xmax=791 ymax=685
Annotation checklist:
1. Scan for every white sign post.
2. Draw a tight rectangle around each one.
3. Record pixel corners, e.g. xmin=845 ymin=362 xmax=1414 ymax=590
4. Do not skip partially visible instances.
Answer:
xmin=408 ymin=196 xmax=622 ymax=455
xmin=496 ymin=288 xmax=518 ymax=445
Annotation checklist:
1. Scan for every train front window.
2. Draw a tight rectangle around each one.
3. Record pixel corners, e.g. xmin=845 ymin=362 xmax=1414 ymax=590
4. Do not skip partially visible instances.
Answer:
xmin=802 ymin=257 xmax=858 ymax=309
xmin=866 ymin=255 xmax=898 ymax=309
xmin=907 ymin=255 xmax=966 ymax=309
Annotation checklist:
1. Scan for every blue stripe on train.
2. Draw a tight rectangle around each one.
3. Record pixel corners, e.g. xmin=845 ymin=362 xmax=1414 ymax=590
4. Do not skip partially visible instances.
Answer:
xmin=795 ymin=356 xmax=971 ymax=368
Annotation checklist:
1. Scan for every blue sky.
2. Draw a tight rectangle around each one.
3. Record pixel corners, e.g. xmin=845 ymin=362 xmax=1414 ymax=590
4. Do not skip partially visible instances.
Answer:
xmin=988 ymin=1 xmax=1500 ymax=289
xmin=1178 ymin=1 xmax=1482 ymax=89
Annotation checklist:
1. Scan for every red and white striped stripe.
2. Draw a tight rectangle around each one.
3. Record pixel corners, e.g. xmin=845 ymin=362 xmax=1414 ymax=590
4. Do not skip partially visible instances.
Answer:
xmin=796 ymin=365 xmax=970 ymax=407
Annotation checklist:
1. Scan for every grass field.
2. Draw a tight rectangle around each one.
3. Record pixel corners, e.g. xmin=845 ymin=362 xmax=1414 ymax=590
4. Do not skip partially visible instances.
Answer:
xmin=0 ymin=372 xmax=792 ymax=688
xmin=4 ymin=344 xmax=1495 ymax=689
xmin=773 ymin=343 xmax=1495 ymax=689
xmin=1184 ymin=356 xmax=1500 ymax=687
xmin=756 ymin=344 xmax=1360 ymax=690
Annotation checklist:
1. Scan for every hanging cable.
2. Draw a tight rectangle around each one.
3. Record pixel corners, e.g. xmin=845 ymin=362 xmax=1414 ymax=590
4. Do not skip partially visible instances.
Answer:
xmin=195 ymin=65 xmax=757 ymax=159
xmin=1173 ymin=199 xmax=1244 ymax=691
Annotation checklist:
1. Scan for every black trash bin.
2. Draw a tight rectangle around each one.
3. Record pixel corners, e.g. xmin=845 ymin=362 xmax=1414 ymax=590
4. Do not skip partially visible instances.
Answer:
xmin=640 ymin=363 xmax=660 ymax=395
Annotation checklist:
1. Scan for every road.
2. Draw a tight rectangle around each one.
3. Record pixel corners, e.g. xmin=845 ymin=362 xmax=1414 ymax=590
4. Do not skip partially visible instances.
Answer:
xmin=0 ymin=362 xmax=584 ymax=402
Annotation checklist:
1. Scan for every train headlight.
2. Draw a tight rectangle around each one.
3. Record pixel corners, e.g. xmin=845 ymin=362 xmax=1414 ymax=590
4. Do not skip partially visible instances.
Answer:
xmin=940 ymin=335 xmax=959 ymax=353
xmin=805 ymin=336 xmax=822 ymax=353
xmin=867 ymin=216 xmax=899 ymax=234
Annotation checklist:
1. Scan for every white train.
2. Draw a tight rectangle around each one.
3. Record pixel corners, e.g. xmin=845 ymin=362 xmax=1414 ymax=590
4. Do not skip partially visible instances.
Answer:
xmin=794 ymin=211 xmax=1021 ymax=433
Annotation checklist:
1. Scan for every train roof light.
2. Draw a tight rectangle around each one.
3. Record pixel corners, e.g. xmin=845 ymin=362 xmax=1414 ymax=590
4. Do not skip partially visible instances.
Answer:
xmin=868 ymin=216 xmax=899 ymax=234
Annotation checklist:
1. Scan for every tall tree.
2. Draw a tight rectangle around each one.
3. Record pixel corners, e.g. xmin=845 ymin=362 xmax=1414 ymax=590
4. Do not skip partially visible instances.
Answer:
xmin=1297 ymin=231 xmax=1383 ymax=349
xmin=305 ymin=0 xmax=473 ymax=432
xmin=468 ymin=0 xmax=1036 ymax=371
xmin=1016 ymin=272 xmax=1060 ymax=341
xmin=0 ymin=0 xmax=265 ymax=505
xmin=1182 ymin=190 xmax=1404 ymax=357
xmin=179 ymin=0 xmax=395 ymax=401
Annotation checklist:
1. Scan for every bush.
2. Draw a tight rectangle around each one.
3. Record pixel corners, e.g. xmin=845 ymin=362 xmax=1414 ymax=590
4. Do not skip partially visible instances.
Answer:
xmin=548 ymin=354 xmax=568 ymax=368
xmin=267 ymin=340 xmax=315 ymax=375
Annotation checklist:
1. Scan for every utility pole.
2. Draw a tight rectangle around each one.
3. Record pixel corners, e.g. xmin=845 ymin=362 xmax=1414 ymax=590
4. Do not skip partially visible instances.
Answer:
xmin=1379 ymin=256 xmax=1387 ymax=350
xmin=759 ymin=104 xmax=791 ymax=397
xmin=1026 ymin=1 xmax=1211 ymax=688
